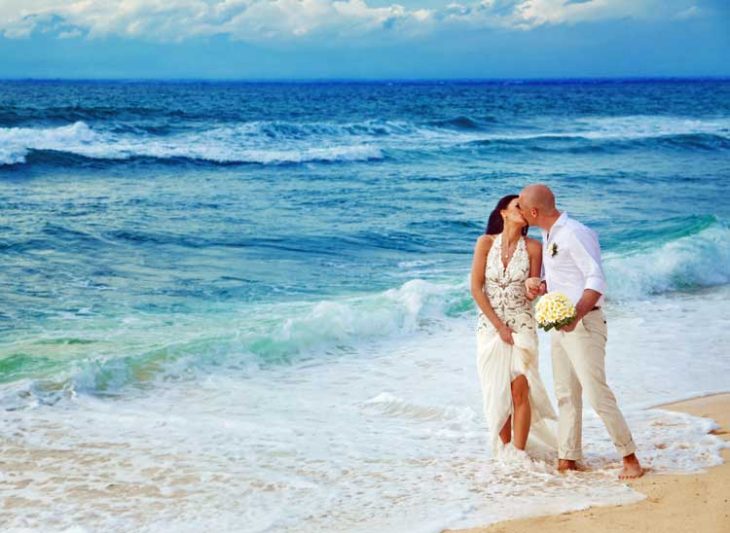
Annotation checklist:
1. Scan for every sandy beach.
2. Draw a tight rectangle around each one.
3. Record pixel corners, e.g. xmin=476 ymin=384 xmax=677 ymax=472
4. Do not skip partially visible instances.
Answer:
xmin=449 ymin=393 xmax=730 ymax=533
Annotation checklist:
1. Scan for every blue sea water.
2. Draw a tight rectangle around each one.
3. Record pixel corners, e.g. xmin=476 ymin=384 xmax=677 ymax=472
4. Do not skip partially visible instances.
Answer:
xmin=1 ymin=80 xmax=729 ymax=531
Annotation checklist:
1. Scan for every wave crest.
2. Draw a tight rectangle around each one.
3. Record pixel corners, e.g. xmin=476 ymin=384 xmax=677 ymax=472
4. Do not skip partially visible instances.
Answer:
xmin=605 ymin=219 xmax=730 ymax=299
xmin=0 ymin=121 xmax=387 ymax=167
xmin=2 ymin=115 xmax=729 ymax=167
xmin=2 ymin=219 xmax=728 ymax=404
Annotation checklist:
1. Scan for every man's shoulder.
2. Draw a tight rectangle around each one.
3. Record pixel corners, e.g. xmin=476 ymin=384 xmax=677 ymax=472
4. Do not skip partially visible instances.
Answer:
xmin=563 ymin=216 xmax=598 ymax=238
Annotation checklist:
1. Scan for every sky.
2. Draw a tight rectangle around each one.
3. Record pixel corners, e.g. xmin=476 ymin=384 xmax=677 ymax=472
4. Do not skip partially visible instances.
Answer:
xmin=0 ymin=0 xmax=728 ymax=79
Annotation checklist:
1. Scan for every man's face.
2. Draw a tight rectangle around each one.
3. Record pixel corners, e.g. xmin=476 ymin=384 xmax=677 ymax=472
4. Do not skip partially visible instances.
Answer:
xmin=517 ymin=194 xmax=535 ymax=225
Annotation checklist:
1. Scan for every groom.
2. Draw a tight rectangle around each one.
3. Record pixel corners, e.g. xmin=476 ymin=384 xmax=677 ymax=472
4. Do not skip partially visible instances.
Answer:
xmin=519 ymin=184 xmax=643 ymax=479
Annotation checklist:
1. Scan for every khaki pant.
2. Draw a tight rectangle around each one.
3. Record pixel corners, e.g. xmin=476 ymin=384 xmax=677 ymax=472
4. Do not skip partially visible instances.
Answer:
xmin=551 ymin=309 xmax=636 ymax=461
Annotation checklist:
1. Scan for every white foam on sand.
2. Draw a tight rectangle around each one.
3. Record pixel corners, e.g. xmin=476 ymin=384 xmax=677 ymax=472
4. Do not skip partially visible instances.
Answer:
xmin=1 ymin=287 xmax=729 ymax=531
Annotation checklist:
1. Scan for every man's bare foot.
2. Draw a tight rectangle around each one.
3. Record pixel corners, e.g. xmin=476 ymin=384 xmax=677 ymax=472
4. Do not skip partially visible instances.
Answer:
xmin=557 ymin=459 xmax=579 ymax=472
xmin=619 ymin=453 xmax=644 ymax=480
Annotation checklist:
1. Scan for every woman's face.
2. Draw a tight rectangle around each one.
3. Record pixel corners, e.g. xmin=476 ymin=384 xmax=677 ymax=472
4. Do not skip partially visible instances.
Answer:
xmin=502 ymin=198 xmax=527 ymax=227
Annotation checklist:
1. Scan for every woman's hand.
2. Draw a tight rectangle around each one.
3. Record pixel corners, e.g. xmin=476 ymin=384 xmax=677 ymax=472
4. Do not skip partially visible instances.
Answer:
xmin=498 ymin=323 xmax=514 ymax=345
xmin=525 ymin=277 xmax=545 ymax=300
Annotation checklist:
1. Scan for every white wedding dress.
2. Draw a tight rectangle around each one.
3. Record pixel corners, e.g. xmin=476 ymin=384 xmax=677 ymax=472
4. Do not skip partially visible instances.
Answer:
xmin=476 ymin=234 xmax=557 ymax=455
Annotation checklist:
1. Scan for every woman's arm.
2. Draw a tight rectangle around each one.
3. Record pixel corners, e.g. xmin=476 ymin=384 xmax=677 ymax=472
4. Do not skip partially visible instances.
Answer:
xmin=470 ymin=235 xmax=512 ymax=343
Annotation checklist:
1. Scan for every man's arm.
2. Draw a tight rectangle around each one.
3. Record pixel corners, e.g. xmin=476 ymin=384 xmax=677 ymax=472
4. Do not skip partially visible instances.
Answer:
xmin=560 ymin=227 xmax=606 ymax=332
xmin=574 ymin=289 xmax=602 ymax=322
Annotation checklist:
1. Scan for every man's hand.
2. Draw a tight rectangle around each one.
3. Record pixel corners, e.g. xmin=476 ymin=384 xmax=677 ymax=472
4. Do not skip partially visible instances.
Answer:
xmin=560 ymin=289 xmax=601 ymax=333
xmin=559 ymin=318 xmax=579 ymax=333
xmin=525 ymin=277 xmax=545 ymax=300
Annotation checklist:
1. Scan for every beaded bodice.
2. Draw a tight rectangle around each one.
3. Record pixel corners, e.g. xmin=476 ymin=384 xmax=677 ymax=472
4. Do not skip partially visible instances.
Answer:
xmin=477 ymin=234 xmax=535 ymax=335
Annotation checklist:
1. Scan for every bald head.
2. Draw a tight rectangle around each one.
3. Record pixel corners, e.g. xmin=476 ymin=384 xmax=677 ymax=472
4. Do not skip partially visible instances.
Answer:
xmin=518 ymin=184 xmax=560 ymax=231
xmin=520 ymin=184 xmax=557 ymax=213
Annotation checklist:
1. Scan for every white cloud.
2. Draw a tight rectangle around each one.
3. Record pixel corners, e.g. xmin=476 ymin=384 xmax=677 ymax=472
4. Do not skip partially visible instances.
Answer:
xmin=514 ymin=0 xmax=637 ymax=27
xmin=0 ymin=0 xmax=437 ymax=41
xmin=0 ymin=0 xmax=707 ymax=42
xmin=58 ymin=28 xmax=84 ymax=39
xmin=674 ymin=5 xmax=702 ymax=20
xmin=512 ymin=0 xmax=713 ymax=28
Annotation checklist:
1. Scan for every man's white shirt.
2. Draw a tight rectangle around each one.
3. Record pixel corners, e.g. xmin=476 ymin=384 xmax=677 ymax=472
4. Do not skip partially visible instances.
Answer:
xmin=541 ymin=212 xmax=606 ymax=307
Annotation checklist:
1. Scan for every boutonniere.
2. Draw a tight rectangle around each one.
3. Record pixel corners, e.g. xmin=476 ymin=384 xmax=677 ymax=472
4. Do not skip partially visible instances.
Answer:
xmin=549 ymin=242 xmax=559 ymax=257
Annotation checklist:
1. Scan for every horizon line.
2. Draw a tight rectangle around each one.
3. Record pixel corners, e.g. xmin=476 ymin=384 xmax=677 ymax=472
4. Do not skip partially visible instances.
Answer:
xmin=1 ymin=75 xmax=729 ymax=84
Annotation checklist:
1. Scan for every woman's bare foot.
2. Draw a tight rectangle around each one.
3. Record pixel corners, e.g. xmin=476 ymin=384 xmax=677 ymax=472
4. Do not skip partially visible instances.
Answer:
xmin=619 ymin=453 xmax=644 ymax=480
xmin=557 ymin=459 xmax=579 ymax=472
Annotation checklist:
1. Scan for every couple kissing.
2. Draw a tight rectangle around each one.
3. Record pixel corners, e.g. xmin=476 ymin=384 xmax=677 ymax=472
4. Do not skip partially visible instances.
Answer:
xmin=470 ymin=183 xmax=643 ymax=480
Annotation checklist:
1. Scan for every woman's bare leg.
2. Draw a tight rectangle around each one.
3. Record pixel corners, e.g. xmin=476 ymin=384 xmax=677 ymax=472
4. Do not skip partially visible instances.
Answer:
xmin=499 ymin=416 xmax=512 ymax=445
xmin=511 ymin=375 xmax=531 ymax=450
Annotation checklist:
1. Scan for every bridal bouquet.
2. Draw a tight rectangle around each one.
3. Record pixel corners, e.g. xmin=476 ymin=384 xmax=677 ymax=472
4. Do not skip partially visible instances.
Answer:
xmin=535 ymin=292 xmax=577 ymax=332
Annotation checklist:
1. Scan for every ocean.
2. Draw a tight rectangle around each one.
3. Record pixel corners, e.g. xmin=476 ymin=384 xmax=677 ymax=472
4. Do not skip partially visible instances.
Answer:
xmin=1 ymin=79 xmax=729 ymax=531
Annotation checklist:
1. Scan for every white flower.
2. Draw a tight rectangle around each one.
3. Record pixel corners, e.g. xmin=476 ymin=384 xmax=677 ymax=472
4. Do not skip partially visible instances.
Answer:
xmin=535 ymin=292 xmax=576 ymax=332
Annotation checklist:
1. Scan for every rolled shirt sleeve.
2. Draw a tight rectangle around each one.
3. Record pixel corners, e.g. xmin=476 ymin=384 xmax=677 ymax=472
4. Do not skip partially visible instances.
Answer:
xmin=567 ymin=227 xmax=607 ymax=295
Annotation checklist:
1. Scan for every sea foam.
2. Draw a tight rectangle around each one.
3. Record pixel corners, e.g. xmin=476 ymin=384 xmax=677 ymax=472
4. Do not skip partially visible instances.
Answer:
xmin=1 ymin=303 xmax=727 ymax=532
xmin=2 ymin=115 xmax=728 ymax=167
xmin=0 ymin=121 xmax=387 ymax=166
xmin=1 ymin=220 xmax=727 ymax=404
xmin=605 ymin=220 xmax=730 ymax=300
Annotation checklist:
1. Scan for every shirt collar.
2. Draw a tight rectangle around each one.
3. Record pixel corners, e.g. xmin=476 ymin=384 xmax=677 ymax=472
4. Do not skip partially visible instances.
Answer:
xmin=543 ymin=211 xmax=569 ymax=243
xmin=552 ymin=211 xmax=569 ymax=230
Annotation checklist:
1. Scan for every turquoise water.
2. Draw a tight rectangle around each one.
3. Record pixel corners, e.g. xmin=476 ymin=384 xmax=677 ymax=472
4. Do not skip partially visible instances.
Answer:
xmin=1 ymin=80 xmax=729 ymax=394
xmin=1 ymin=79 xmax=729 ymax=531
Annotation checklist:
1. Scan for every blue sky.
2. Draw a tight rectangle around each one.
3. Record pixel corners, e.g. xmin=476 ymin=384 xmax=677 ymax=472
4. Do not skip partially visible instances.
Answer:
xmin=1 ymin=0 xmax=728 ymax=79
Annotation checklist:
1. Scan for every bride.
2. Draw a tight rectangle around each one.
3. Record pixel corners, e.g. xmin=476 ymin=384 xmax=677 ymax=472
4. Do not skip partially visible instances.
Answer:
xmin=470 ymin=194 xmax=557 ymax=455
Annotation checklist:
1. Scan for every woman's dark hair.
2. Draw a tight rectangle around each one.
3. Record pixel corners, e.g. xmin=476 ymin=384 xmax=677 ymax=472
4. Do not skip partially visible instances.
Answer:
xmin=485 ymin=194 xmax=528 ymax=236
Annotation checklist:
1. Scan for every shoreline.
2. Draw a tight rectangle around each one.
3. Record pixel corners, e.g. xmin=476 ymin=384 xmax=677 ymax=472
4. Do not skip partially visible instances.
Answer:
xmin=447 ymin=392 xmax=730 ymax=533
